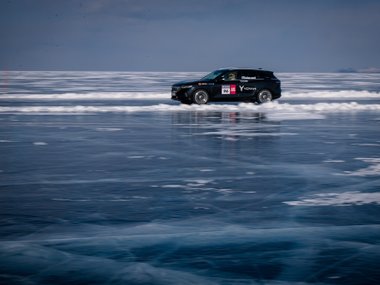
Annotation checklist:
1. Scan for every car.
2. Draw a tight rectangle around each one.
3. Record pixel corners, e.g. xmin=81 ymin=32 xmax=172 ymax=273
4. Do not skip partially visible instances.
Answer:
xmin=171 ymin=68 xmax=281 ymax=105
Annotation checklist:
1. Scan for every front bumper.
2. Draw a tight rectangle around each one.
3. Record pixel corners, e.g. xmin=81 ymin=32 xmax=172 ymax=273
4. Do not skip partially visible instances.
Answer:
xmin=171 ymin=87 xmax=191 ymax=101
xmin=171 ymin=88 xmax=180 ymax=101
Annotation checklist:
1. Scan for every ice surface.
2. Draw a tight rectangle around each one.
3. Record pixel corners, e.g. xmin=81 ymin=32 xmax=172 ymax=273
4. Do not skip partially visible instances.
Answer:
xmin=1 ymin=71 xmax=380 ymax=285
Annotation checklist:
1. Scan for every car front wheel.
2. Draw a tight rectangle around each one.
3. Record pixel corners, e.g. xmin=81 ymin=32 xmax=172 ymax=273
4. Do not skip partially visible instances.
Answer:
xmin=193 ymin=90 xmax=209 ymax=105
xmin=256 ymin=89 xmax=273 ymax=104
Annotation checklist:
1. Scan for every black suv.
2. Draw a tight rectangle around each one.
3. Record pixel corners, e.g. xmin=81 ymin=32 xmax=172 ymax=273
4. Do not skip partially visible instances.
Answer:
xmin=171 ymin=68 xmax=281 ymax=105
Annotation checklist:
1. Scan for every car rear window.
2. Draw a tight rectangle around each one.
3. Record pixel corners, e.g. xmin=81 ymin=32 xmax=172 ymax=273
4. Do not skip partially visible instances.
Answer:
xmin=258 ymin=71 xmax=275 ymax=79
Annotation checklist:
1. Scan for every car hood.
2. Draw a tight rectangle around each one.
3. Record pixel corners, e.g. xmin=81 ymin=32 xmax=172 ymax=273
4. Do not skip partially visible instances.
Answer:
xmin=172 ymin=79 xmax=211 ymax=87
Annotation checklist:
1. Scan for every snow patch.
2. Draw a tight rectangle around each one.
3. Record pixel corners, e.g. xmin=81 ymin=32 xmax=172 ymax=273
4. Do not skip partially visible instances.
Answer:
xmin=33 ymin=142 xmax=48 ymax=146
xmin=343 ymin=157 xmax=380 ymax=176
xmin=1 ymin=90 xmax=379 ymax=101
xmin=1 ymin=102 xmax=380 ymax=115
xmin=283 ymin=90 xmax=380 ymax=99
xmin=185 ymin=179 xmax=213 ymax=185
xmin=284 ymin=191 xmax=380 ymax=206
xmin=127 ymin=156 xmax=146 ymax=159
xmin=0 ymin=92 xmax=170 ymax=100
xmin=95 ymin=128 xmax=123 ymax=132
xmin=199 ymin=169 xmax=215 ymax=172
xmin=202 ymin=130 xmax=298 ymax=137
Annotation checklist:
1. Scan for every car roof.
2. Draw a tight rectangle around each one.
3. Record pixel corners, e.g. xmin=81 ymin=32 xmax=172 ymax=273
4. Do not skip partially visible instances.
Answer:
xmin=217 ymin=68 xmax=273 ymax=73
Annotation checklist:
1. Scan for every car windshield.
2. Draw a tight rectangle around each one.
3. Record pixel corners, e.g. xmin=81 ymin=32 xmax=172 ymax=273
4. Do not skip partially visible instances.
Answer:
xmin=201 ymin=70 xmax=226 ymax=80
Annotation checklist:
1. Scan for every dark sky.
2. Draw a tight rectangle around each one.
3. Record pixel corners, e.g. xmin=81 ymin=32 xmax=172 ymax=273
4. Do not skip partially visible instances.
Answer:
xmin=1 ymin=0 xmax=380 ymax=72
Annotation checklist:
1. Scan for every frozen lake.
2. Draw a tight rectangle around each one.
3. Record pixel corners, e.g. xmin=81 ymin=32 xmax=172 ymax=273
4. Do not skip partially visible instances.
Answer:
xmin=0 ymin=71 xmax=380 ymax=284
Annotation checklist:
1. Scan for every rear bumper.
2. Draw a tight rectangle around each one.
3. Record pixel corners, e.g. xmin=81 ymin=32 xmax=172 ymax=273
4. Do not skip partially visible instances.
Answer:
xmin=272 ymin=84 xmax=281 ymax=100
xmin=273 ymin=90 xmax=281 ymax=100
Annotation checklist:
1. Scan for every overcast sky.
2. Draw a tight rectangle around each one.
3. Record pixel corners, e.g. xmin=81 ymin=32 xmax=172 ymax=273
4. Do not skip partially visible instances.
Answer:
xmin=1 ymin=0 xmax=380 ymax=72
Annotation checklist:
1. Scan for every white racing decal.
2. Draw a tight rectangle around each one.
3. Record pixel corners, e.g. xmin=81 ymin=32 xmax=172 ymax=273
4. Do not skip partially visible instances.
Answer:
xmin=222 ymin=85 xmax=230 ymax=94
xmin=239 ymin=85 xmax=256 ymax=92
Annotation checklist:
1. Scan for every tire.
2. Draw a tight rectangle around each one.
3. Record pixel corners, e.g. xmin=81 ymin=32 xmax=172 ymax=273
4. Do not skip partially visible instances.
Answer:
xmin=256 ymin=89 xmax=273 ymax=104
xmin=193 ymin=90 xmax=209 ymax=105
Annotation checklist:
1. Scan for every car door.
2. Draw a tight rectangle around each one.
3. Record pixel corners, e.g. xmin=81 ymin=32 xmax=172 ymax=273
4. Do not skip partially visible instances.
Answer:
xmin=212 ymin=71 xmax=239 ymax=99
xmin=237 ymin=71 xmax=259 ymax=100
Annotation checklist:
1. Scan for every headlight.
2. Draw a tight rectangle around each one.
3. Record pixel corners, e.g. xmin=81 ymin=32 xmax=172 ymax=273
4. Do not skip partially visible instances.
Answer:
xmin=180 ymin=85 xmax=193 ymax=89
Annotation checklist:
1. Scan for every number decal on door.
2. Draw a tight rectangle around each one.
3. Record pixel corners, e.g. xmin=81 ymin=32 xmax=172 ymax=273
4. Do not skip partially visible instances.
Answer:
xmin=222 ymin=85 xmax=236 ymax=95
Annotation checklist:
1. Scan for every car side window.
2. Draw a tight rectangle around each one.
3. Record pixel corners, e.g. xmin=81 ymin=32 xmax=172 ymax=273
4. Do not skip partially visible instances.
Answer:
xmin=240 ymin=71 xmax=257 ymax=81
xmin=222 ymin=72 xmax=238 ymax=81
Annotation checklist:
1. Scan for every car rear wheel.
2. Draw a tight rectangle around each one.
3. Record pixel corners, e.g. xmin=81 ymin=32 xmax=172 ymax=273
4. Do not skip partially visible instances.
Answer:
xmin=257 ymin=89 xmax=273 ymax=104
xmin=193 ymin=90 xmax=209 ymax=105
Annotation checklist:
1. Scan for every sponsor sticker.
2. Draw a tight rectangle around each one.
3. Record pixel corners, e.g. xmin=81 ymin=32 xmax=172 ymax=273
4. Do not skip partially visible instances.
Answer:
xmin=222 ymin=84 xmax=237 ymax=95
xmin=222 ymin=85 xmax=230 ymax=94
xmin=239 ymin=85 xmax=257 ymax=92
xmin=230 ymin=84 xmax=236 ymax=95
